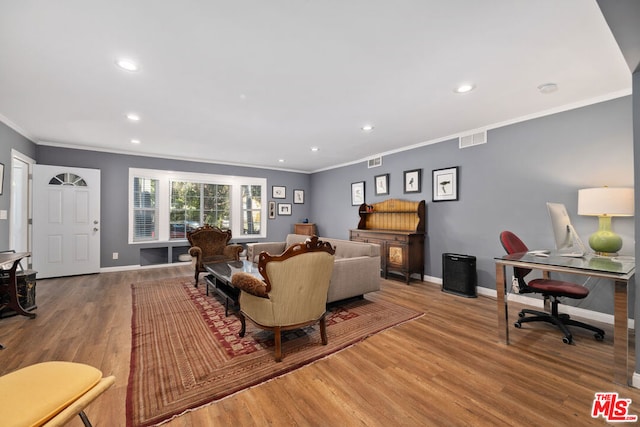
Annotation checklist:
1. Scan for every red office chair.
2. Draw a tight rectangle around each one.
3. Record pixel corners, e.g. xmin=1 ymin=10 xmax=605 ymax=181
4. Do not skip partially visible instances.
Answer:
xmin=499 ymin=231 xmax=604 ymax=344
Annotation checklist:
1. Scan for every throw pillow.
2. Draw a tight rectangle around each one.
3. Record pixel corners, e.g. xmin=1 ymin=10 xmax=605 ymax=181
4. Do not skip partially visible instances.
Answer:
xmin=232 ymin=272 xmax=269 ymax=298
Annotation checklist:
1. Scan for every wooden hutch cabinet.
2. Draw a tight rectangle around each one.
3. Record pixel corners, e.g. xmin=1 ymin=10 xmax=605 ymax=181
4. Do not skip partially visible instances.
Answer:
xmin=350 ymin=199 xmax=425 ymax=284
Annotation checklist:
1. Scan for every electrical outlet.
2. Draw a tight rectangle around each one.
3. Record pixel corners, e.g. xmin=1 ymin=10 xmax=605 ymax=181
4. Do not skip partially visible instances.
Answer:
xmin=112 ymin=252 xmax=119 ymax=260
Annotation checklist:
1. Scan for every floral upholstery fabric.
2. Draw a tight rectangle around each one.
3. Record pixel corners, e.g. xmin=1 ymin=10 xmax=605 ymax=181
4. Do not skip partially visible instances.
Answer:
xmin=187 ymin=225 xmax=243 ymax=285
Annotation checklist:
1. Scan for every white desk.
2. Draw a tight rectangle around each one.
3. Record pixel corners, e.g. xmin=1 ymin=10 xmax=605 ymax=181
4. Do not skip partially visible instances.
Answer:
xmin=495 ymin=252 xmax=635 ymax=386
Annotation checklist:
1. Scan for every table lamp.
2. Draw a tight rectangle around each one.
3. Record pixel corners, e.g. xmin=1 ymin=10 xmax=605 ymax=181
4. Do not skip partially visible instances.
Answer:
xmin=577 ymin=187 xmax=634 ymax=256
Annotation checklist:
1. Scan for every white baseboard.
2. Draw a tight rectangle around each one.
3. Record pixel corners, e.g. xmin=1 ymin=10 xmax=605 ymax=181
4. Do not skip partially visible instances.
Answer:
xmin=424 ymin=274 xmax=442 ymax=285
xmin=423 ymin=277 xmax=631 ymax=329
xmin=100 ymin=262 xmax=189 ymax=274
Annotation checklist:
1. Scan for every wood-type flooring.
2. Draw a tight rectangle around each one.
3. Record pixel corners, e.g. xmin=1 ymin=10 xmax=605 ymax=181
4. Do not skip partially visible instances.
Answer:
xmin=0 ymin=265 xmax=638 ymax=426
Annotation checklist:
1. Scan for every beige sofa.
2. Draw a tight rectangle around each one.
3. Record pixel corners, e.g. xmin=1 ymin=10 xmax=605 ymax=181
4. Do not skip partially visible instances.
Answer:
xmin=246 ymin=234 xmax=381 ymax=303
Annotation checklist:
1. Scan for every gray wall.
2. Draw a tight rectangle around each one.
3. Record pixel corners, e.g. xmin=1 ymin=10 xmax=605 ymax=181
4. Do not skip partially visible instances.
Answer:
xmin=312 ymin=96 xmax=634 ymax=315
xmin=36 ymin=146 xmax=311 ymax=268
xmin=0 ymin=121 xmax=36 ymax=250
xmin=2 ymin=95 xmax=635 ymax=316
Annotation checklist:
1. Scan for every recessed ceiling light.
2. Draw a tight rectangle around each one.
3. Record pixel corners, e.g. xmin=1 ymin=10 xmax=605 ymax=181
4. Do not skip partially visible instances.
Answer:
xmin=537 ymin=82 xmax=558 ymax=94
xmin=278 ymin=159 xmax=285 ymax=163
xmin=454 ymin=83 xmax=475 ymax=93
xmin=131 ymin=139 xmax=141 ymax=144
xmin=361 ymin=124 xmax=374 ymax=132
xmin=116 ymin=59 xmax=139 ymax=72
xmin=126 ymin=113 xmax=140 ymax=122
xmin=311 ymin=147 xmax=319 ymax=152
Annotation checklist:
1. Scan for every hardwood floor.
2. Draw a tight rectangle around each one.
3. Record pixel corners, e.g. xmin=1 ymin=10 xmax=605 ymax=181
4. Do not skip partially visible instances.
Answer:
xmin=1 ymin=265 xmax=638 ymax=426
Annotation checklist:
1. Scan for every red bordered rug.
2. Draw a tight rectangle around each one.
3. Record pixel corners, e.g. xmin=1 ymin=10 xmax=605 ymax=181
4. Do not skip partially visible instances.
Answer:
xmin=126 ymin=276 xmax=422 ymax=426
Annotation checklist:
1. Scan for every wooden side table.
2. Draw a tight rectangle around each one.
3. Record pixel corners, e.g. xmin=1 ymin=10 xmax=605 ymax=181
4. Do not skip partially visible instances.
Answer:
xmin=1 ymin=251 xmax=35 ymax=350
xmin=294 ymin=223 xmax=317 ymax=236
xmin=0 ymin=252 xmax=35 ymax=319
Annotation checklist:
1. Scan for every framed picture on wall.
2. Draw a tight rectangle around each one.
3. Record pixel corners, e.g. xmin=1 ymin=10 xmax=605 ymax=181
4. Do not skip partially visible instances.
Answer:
xmin=272 ymin=186 xmax=286 ymax=199
xmin=351 ymin=181 xmax=365 ymax=206
xmin=0 ymin=163 xmax=4 ymax=195
xmin=278 ymin=203 xmax=292 ymax=216
xmin=375 ymin=174 xmax=389 ymax=196
xmin=293 ymin=189 xmax=304 ymax=204
xmin=432 ymin=166 xmax=459 ymax=202
xmin=268 ymin=201 xmax=276 ymax=219
xmin=403 ymin=169 xmax=421 ymax=194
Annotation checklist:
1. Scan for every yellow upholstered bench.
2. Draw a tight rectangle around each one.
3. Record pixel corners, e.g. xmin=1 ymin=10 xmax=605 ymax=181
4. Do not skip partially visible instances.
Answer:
xmin=0 ymin=361 xmax=115 ymax=427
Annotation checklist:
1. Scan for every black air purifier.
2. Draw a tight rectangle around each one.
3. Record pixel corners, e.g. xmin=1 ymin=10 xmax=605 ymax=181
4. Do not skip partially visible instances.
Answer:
xmin=442 ymin=253 xmax=477 ymax=298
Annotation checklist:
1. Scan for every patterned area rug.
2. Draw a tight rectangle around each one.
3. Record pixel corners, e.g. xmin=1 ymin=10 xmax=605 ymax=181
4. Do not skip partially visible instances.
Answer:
xmin=126 ymin=276 xmax=422 ymax=427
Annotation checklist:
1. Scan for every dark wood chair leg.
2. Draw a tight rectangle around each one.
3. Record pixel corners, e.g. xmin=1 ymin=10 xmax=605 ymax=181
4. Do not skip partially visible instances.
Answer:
xmin=274 ymin=326 xmax=282 ymax=362
xmin=320 ymin=316 xmax=328 ymax=345
xmin=238 ymin=312 xmax=246 ymax=337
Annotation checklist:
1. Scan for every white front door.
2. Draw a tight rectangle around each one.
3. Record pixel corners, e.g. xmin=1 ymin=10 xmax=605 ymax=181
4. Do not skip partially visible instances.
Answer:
xmin=33 ymin=165 xmax=101 ymax=278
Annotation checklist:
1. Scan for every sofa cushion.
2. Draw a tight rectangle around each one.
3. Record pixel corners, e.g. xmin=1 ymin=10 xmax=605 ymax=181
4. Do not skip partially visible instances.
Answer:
xmin=321 ymin=238 xmax=379 ymax=258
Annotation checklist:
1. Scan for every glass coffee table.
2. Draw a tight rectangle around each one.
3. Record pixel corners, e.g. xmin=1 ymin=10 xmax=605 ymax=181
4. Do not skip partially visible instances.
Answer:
xmin=204 ymin=260 xmax=261 ymax=316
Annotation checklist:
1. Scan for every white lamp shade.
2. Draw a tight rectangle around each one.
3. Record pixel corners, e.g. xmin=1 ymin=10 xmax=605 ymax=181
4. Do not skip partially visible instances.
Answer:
xmin=578 ymin=187 xmax=634 ymax=217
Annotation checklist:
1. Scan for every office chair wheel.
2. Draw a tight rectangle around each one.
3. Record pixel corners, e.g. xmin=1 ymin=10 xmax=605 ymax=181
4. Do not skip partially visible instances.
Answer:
xmin=514 ymin=321 xmax=522 ymax=328
xmin=562 ymin=336 xmax=573 ymax=345
xmin=595 ymin=333 xmax=604 ymax=341
xmin=518 ymin=312 xmax=525 ymax=318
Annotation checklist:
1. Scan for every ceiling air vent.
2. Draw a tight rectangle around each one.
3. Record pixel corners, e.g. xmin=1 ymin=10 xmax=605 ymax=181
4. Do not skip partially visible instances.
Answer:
xmin=459 ymin=131 xmax=487 ymax=149
xmin=367 ymin=156 xmax=382 ymax=168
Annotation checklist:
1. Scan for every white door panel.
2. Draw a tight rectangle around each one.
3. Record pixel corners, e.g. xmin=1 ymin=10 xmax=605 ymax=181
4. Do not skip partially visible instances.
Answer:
xmin=33 ymin=165 xmax=100 ymax=278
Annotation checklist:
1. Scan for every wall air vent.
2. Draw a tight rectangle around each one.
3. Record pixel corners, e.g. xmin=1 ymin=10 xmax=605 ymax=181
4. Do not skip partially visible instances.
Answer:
xmin=459 ymin=131 xmax=487 ymax=149
xmin=367 ymin=156 xmax=383 ymax=168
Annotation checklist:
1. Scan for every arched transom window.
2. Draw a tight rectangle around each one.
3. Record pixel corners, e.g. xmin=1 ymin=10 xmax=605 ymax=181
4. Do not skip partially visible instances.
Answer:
xmin=48 ymin=173 xmax=87 ymax=186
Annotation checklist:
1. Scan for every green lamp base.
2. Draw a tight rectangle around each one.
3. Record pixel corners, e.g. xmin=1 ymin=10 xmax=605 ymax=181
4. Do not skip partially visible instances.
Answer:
xmin=588 ymin=215 xmax=622 ymax=257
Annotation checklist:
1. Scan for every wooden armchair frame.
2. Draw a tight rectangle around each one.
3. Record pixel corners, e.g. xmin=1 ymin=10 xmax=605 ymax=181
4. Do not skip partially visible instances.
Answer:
xmin=238 ymin=236 xmax=336 ymax=361
xmin=187 ymin=224 xmax=243 ymax=285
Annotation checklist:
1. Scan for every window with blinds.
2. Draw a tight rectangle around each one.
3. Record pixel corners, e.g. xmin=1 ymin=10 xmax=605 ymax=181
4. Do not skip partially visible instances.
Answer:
xmin=241 ymin=184 xmax=262 ymax=236
xmin=169 ymin=181 xmax=230 ymax=239
xmin=132 ymin=177 xmax=158 ymax=241
xmin=129 ymin=168 xmax=267 ymax=243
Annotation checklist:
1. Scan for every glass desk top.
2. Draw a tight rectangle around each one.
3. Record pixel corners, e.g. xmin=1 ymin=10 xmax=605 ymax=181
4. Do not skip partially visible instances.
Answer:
xmin=495 ymin=252 xmax=635 ymax=276
xmin=205 ymin=260 xmax=260 ymax=282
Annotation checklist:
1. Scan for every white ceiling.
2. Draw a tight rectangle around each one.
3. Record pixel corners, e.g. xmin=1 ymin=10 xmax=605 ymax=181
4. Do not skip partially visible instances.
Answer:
xmin=0 ymin=1 xmax=631 ymax=173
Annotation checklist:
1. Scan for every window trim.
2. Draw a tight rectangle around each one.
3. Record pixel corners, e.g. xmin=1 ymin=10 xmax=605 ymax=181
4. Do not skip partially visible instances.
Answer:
xmin=128 ymin=168 xmax=267 ymax=244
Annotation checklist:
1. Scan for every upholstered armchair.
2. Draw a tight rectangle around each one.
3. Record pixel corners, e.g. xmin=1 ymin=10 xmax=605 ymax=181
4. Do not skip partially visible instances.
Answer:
xmin=234 ymin=236 xmax=336 ymax=362
xmin=187 ymin=224 xmax=243 ymax=285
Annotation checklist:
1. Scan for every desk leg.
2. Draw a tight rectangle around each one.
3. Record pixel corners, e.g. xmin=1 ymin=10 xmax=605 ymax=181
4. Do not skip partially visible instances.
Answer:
xmin=495 ymin=263 xmax=509 ymax=344
xmin=613 ymin=279 xmax=630 ymax=386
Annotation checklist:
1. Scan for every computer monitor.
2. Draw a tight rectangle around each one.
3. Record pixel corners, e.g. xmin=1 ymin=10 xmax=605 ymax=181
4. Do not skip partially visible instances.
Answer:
xmin=546 ymin=202 xmax=586 ymax=256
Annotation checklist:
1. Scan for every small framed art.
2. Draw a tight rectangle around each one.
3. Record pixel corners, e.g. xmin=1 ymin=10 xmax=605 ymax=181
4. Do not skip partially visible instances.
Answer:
xmin=351 ymin=181 xmax=365 ymax=206
xmin=293 ymin=189 xmax=304 ymax=204
xmin=432 ymin=166 xmax=459 ymax=202
xmin=404 ymin=169 xmax=421 ymax=194
xmin=268 ymin=201 xmax=276 ymax=219
xmin=272 ymin=186 xmax=286 ymax=199
xmin=375 ymin=174 xmax=389 ymax=196
xmin=278 ymin=203 xmax=292 ymax=216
